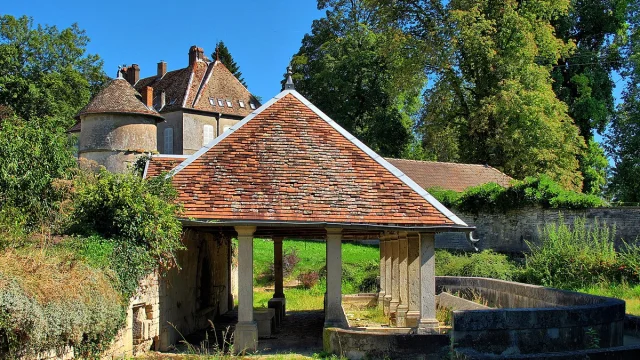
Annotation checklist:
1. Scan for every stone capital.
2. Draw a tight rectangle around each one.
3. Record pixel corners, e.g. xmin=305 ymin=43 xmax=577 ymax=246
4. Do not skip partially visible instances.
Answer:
xmin=235 ymin=226 xmax=257 ymax=237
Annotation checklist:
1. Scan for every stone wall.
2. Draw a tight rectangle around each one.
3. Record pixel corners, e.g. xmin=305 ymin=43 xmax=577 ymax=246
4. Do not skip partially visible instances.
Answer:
xmin=436 ymin=207 xmax=640 ymax=253
xmin=158 ymin=229 xmax=232 ymax=351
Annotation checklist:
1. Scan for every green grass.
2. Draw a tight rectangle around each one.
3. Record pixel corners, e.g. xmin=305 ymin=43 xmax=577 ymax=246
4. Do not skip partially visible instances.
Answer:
xmin=580 ymin=283 xmax=640 ymax=316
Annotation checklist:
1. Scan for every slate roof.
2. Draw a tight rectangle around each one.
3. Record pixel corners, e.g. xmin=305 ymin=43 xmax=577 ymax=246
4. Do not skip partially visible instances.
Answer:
xmin=74 ymin=78 xmax=163 ymax=120
xmin=165 ymin=90 xmax=469 ymax=230
xmin=385 ymin=158 xmax=513 ymax=192
xmin=135 ymin=60 xmax=259 ymax=117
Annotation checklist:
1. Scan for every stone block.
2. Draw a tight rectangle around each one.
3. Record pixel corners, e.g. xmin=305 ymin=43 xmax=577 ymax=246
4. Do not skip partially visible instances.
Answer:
xmin=268 ymin=298 xmax=286 ymax=327
xmin=254 ymin=309 xmax=275 ymax=338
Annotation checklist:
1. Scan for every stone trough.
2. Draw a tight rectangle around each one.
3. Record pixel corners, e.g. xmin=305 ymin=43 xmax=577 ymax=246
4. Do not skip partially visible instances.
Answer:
xmin=323 ymin=277 xmax=640 ymax=359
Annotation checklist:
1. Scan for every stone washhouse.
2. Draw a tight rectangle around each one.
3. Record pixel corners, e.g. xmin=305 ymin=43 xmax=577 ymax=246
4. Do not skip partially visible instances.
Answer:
xmin=72 ymin=55 xmax=476 ymax=356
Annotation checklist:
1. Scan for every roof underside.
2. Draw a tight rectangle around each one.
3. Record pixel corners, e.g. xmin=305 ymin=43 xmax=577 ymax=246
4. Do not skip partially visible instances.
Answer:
xmin=165 ymin=90 xmax=469 ymax=233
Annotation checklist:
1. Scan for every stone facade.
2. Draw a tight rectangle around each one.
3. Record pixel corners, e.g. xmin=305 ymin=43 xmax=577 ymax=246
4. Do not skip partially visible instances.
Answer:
xmin=79 ymin=113 xmax=158 ymax=173
xmin=436 ymin=207 xmax=640 ymax=253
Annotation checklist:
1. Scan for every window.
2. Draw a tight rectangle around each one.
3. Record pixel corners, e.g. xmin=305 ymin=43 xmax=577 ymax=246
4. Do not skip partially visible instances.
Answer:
xmin=238 ymin=100 xmax=245 ymax=108
xmin=249 ymin=102 xmax=256 ymax=110
xmin=203 ymin=125 xmax=214 ymax=145
xmin=223 ymin=125 xmax=232 ymax=133
xmin=209 ymin=98 xmax=215 ymax=106
xmin=163 ymin=128 xmax=173 ymax=154
xmin=217 ymin=99 xmax=224 ymax=106
xmin=226 ymin=100 xmax=233 ymax=107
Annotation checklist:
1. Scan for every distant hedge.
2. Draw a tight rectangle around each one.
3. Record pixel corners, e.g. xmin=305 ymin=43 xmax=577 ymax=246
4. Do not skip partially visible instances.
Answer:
xmin=428 ymin=175 xmax=607 ymax=213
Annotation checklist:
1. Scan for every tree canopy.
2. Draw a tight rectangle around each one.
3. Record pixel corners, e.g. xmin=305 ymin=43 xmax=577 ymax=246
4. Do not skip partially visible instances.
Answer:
xmin=289 ymin=0 xmax=427 ymax=158
xmin=211 ymin=40 xmax=247 ymax=88
xmin=0 ymin=15 xmax=108 ymax=127
xmin=607 ymin=1 xmax=640 ymax=203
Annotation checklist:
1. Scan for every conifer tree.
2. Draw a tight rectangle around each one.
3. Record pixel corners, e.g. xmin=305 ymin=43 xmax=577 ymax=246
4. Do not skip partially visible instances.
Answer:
xmin=211 ymin=41 xmax=247 ymax=88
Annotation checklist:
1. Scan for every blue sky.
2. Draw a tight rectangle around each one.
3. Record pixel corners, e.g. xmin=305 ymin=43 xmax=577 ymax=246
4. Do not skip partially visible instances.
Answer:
xmin=3 ymin=0 xmax=324 ymax=101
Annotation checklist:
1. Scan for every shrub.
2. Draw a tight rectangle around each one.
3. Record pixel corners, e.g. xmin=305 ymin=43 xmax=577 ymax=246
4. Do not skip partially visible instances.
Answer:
xmin=282 ymin=249 xmax=301 ymax=278
xmin=69 ymin=167 xmax=184 ymax=272
xmin=436 ymin=250 xmax=518 ymax=280
xmin=429 ymin=175 xmax=607 ymax=214
xmin=520 ymin=217 xmax=629 ymax=289
xmin=298 ymin=271 xmax=320 ymax=289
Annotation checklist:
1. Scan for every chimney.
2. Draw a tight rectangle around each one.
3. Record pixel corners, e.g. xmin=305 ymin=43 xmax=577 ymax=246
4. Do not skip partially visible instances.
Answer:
xmin=160 ymin=90 xmax=166 ymax=110
xmin=125 ymin=64 xmax=140 ymax=85
xmin=188 ymin=45 xmax=204 ymax=67
xmin=157 ymin=61 xmax=167 ymax=78
xmin=141 ymin=86 xmax=153 ymax=108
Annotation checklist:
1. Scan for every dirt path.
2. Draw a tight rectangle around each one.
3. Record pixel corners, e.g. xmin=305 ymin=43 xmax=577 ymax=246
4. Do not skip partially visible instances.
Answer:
xmin=257 ymin=310 xmax=324 ymax=356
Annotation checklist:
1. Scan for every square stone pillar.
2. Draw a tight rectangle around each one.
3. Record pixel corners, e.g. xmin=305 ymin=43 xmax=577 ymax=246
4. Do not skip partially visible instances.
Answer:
xmin=234 ymin=226 xmax=258 ymax=353
xmin=383 ymin=233 xmax=392 ymax=316
xmin=406 ymin=233 xmax=421 ymax=327
xmin=396 ymin=232 xmax=409 ymax=327
xmin=325 ymin=227 xmax=345 ymax=327
xmin=418 ymin=232 xmax=439 ymax=334
xmin=269 ymin=236 xmax=286 ymax=327
xmin=378 ymin=234 xmax=386 ymax=309
xmin=389 ymin=233 xmax=400 ymax=319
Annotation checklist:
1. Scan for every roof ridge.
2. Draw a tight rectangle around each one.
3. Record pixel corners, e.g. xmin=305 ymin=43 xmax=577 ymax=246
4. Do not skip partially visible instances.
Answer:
xmin=192 ymin=61 xmax=216 ymax=107
xmin=170 ymin=89 xmax=467 ymax=227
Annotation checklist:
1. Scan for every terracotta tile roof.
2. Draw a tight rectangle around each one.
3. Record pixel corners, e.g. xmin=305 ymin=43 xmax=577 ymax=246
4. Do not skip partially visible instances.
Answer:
xmin=135 ymin=60 xmax=259 ymax=117
xmin=75 ymin=78 xmax=163 ymax=120
xmin=168 ymin=91 xmax=467 ymax=228
xmin=385 ymin=158 xmax=513 ymax=192
xmin=144 ymin=155 xmax=188 ymax=178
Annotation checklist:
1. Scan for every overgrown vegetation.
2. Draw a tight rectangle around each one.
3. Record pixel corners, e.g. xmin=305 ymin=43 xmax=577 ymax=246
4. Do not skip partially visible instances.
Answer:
xmin=436 ymin=250 xmax=517 ymax=281
xmin=428 ymin=175 xmax=606 ymax=214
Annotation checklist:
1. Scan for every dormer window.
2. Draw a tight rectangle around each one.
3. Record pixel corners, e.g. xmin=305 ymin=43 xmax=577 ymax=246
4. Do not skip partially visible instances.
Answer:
xmin=217 ymin=99 xmax=224 ymax=106
xmin=238 ymin=100 xmax=245 ymax=108
xmin=209 ymin=98 xmax=215 ymax=106
xmin=249 ymin=102 xmax=256 ymax=110
xmin=226 ymin=100 xmax=233 ymax=107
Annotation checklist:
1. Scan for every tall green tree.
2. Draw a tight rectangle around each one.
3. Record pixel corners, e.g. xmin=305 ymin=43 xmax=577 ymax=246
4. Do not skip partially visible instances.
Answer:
xmin=371 ymin=0 xmax=586 ymax=190
xmin=551 ymin=0 xmax=627 ymax=195
xmin=211 ymin=41 xmax=247 ymax=88
xmin=0 ymin=15 xmax=108 ymax=127
xmin=607 ymin=1 xmax=640 ymax=203
xmin=289 ymin=0 xmax=427 ymax=158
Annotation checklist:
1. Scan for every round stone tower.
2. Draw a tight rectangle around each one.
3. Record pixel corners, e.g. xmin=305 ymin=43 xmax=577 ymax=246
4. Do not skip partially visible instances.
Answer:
xmin=75 ymin=73 xmax=163 ymax=173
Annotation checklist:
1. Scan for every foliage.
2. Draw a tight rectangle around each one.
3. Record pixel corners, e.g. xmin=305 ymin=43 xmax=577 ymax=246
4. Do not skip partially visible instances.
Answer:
xmin=521 ymin=217 xmax=640 ymax=289
xmin=211 ymin=41 xmax=246 ymax=88
xmin=607 ymin=1 xmax=640 ymax=203
xmin=0 ymin=15 xmax=107 ymax=125
xmin=436 ymin=250 xmax=517 ymax=281
xmin=428 ymin=175 xmax=606 ymax=213
xmin=289 ymin=0 xmax=426 ymax=157
xmin=69 ymin=167 xmax=184 ymax=271
xmin=551 ymin=0 xmax=628 ymax=139
xmin=0 ymin=116 xmax=77 ymax=229
xmin=298 ymin=271 xmax=320 ymax=289
xmin=0 ymin=248 xmax=123 ymax=359
xmin=369 ymin=0 xmax=586 ymax=189
xmin=580 ymin=139 xmax=609 ymax=195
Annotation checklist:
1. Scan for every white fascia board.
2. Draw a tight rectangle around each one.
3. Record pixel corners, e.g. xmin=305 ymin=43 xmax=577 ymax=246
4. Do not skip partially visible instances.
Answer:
xmin=289 ymin=91 xmax=468 ymax=227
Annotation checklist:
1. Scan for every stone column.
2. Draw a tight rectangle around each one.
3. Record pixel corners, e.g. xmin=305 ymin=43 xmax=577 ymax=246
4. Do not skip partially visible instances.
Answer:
xmin=383 ymin=233 xmax=392 ymax=316
xmin=390 ymin=233 xmax=400 ymax=319
xmin=378 ymin=234 xmax=386 ymax=309
xmin=268 ymin=236 xmax=286 ymax=327
xmin=325 ymin=227 xmax=344 ymax=327
xmin=396 ymin=232 xmax=409 ymax=327
xmin=234 ymin=226 xmax=258 ymax=353
xmin=418 ymin=232 xmax=439 ymax=334
xmin=406 ymin=232 xmax=421 ymax=327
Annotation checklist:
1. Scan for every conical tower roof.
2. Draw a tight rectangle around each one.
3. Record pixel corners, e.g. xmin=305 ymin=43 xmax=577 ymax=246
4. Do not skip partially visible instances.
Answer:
xmin=75 ymin=78 xmax=163 ymax=120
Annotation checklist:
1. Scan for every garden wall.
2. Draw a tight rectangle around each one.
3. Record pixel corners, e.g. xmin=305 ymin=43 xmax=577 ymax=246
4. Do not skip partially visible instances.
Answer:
xmin=435 ymin=207 xmax=640 ymax=252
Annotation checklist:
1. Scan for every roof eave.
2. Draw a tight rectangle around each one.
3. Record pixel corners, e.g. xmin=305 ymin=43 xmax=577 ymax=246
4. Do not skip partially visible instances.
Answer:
xmin=179 ymin=218 xmax=475 ymax=233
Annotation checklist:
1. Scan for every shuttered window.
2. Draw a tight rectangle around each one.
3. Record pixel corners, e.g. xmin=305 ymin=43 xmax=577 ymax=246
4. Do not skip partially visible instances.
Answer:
xmin=203 ymin=125 xmax=214 ymax=145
